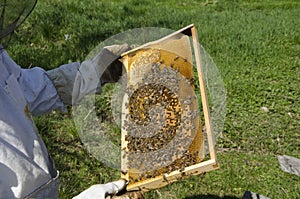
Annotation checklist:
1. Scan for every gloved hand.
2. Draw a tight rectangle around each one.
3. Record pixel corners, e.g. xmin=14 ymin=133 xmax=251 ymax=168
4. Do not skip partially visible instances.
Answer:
xmin=72 ymin=179 xmax=126 ymax=199
xmin=93 ymin=44 xmax=131 ymax=85
xmin=47 ymin=44 xmax=130 ymax=106
xmin=72 ymin=43 xmax=130 ymax=105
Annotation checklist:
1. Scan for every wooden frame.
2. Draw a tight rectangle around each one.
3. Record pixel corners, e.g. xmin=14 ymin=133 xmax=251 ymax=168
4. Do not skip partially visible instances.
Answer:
xmin=120 ymin=24 xmax=219 ymax=192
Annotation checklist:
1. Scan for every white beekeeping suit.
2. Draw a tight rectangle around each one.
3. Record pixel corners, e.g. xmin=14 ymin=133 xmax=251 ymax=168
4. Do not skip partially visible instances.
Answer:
xmin=0 ymin=44 xmax=129 ymax=199
xmin=0 ymin=46 xmax=62 ymax=198
xmin=0 ymin=0 xmax=131 ymax=198
xmin=0 ymin=1 xmax=61 ymax=197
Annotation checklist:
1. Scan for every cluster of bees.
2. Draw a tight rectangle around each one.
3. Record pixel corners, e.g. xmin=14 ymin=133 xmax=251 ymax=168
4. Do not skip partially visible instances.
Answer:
xmin=121 ymin=48 xmax=203 ymax=183
xmin=124 ymin=83 xmax=181 ymax=152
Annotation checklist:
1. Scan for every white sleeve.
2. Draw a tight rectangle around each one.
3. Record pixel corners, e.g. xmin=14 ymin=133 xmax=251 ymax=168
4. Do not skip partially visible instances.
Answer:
xmin=19 ymin=67 xmax=66 ymax=116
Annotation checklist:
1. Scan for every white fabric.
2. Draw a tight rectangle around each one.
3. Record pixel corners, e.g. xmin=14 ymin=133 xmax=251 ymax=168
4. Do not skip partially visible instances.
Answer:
xmin=72 ymin=180 xmax=126 ymax=199
xmin=0 ymin=47 xmax=63 ymax=198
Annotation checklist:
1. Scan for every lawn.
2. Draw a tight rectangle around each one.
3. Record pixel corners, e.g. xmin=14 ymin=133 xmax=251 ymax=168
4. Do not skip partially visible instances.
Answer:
xmin=6 ymin=0 xmax=300 ymax=198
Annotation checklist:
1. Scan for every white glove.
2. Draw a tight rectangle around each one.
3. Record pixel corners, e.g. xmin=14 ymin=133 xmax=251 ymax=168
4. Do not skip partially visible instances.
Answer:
xmin=47 ymin=44 xmax=130 ymax=106
xmin=92 ymin=44 xmax=131 ymax=85
xmin=72 ymin=179 xmax=126 ymax=199
xmin=72 ymin=44 xmax=130 ymax=105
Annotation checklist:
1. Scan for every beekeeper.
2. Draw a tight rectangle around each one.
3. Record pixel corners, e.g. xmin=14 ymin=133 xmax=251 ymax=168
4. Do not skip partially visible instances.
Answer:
xmin=0 ymin=1 xmax=130 ymax=198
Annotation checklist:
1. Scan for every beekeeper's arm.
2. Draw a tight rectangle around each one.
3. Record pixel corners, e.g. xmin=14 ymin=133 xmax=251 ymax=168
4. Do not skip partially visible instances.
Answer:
xmin=47 ymin=44 xmax=130 ymax=106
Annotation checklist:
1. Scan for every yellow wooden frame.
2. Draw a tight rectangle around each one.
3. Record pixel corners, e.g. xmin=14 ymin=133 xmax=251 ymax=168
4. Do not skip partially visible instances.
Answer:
xmin=120 ymin=24 xmax=219 ymax=192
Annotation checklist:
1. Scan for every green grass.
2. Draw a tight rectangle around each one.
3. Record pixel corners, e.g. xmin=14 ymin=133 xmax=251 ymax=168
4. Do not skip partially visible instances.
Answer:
xmin=6 ymin=0 xmax=300 ymax=198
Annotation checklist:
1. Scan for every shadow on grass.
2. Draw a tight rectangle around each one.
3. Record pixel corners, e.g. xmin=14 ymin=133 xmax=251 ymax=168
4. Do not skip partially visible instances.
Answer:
xmin=184 ymin=194 xmax=239 ymax=199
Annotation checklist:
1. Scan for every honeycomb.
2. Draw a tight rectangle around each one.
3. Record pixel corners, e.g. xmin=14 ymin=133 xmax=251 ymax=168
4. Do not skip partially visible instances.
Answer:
xmin=121 ymin=33 xmax=206 ymax=191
